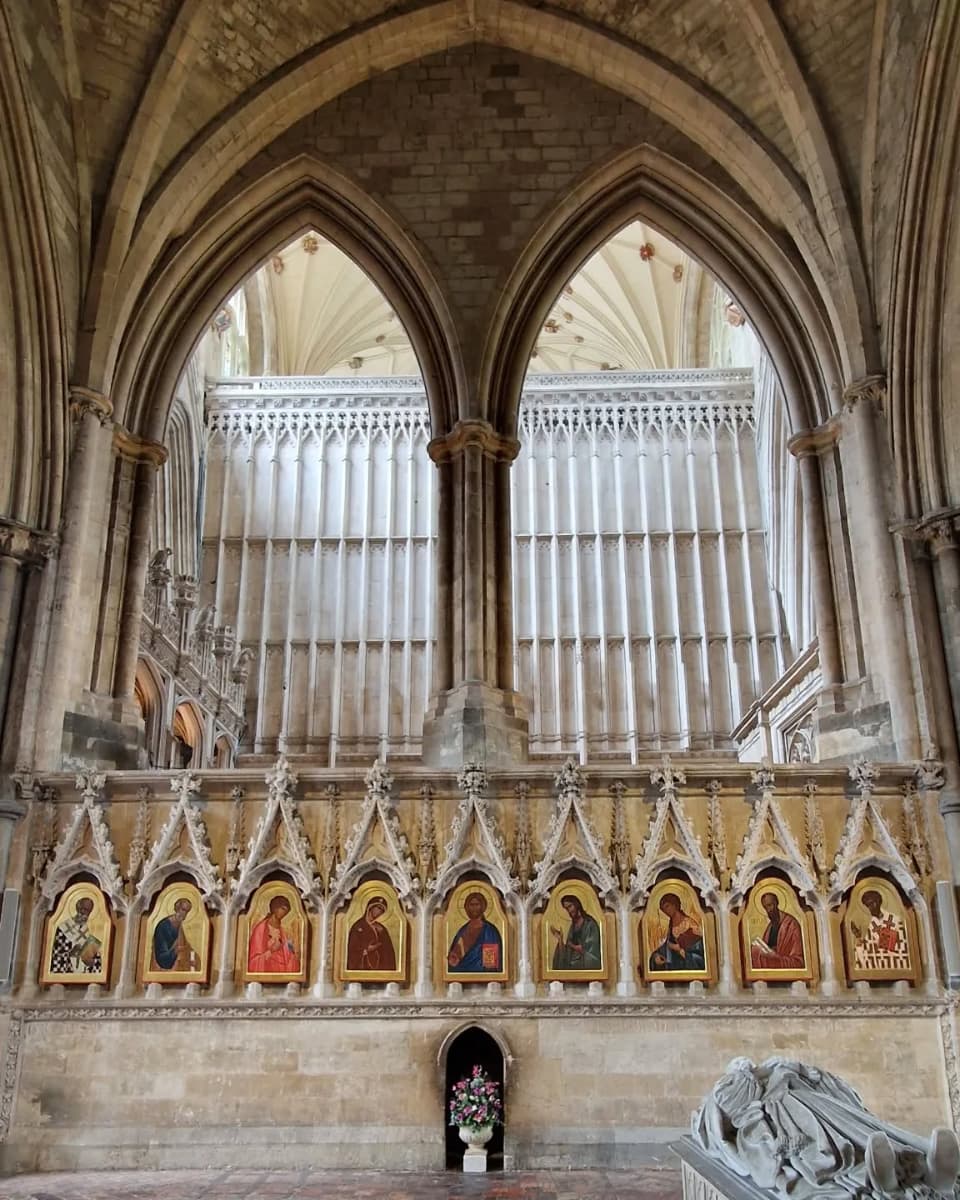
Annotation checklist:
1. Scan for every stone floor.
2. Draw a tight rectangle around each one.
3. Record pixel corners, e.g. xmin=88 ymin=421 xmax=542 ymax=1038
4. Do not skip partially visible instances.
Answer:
xmin=2 ymin=1167 xmax=683 ymax=1200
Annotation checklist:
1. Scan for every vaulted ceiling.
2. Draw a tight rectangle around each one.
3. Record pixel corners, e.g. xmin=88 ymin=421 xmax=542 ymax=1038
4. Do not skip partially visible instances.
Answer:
xmin=212 ymin=222 xmax=754 ymax=378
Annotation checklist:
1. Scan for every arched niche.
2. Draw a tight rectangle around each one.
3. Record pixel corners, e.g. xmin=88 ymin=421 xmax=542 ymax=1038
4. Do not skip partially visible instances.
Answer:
xmin=171 ymin=700 xmax=204 ymax=768
xmin=438 ymin=1023 xmax=511 ymax=1171
xmin=212 ymin=733 xmax=234 ymax=770
xmin=134 ymin=657 xmax=164 ymax=767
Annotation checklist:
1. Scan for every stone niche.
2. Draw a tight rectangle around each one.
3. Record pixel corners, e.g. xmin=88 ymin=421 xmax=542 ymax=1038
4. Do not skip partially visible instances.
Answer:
xmin=0 ymin=1008 xmax=951 ymax=1174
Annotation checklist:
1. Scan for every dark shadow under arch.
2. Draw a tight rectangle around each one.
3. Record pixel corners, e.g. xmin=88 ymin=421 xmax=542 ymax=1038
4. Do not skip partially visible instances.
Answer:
xmin=441 ymin=1025 xmax=506 ymax=1171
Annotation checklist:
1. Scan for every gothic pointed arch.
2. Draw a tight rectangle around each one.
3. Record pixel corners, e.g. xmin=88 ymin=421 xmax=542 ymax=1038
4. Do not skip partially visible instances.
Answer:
xmin=330 ymin=760 xmax=418 ymax=907
xmin=481 ymin=145 xmax=844 ymax=439
xmin=78 ymin=0 xmax=871 ymax=413
xmin=107 ymin=159 xmax=463 ymax=444
xmin=529 ymin=759 xmax=617 ymax=904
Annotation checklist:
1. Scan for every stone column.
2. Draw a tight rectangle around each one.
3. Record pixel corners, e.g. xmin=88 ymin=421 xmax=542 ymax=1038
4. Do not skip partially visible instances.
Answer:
xmin=0 ymin=520 xmax=56 ymax=744
xmin=35 ymin=389 xmax=115 ymax=767
xmin=112 ymin=431 xmax=168 ymax=701
xmin=422 ymin=420 xmax=528 ymax=767
xmin=913 ymin=516 xmax=960 ymax=880
xmin=920 ymin=515 xmax=960 ymax=727
xmin=837 ymin=376 xmax=921 ymax=757
xmin=787 ymin=425 xmax=843 ymax=687
xmin=0 ymin=776 xmax=25 ymax=890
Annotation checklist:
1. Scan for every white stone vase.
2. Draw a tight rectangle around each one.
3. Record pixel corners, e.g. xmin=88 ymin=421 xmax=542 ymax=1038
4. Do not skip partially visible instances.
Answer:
xmin=459 ymin=1124 xmax=494 ymax=1151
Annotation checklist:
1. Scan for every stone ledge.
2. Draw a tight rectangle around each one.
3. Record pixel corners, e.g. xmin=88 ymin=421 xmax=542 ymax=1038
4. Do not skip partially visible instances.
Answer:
xmin=3 ymin=995 xmax=951 ymax=1020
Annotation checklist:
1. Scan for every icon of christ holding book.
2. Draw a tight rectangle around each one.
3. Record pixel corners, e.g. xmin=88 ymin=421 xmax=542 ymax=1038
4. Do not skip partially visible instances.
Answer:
xmin=446 ymin=891 xmax=502 ymax=973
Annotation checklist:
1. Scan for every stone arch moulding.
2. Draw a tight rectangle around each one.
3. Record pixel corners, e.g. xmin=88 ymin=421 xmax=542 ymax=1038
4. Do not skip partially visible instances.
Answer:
xmin=436 ymin=1021 xmax=514 ymax=1084
xmin=111 ymin=159 xmax=464 ymax=446
xmin=84 ymin=0 xmax=871 ymax=409
xmin=480 ymin=146 xmax=845 ymax=439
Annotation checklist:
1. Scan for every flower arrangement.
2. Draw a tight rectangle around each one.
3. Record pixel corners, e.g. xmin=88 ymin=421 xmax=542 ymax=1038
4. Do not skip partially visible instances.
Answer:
xmin=448 ymin=1065 xmax=503 ymax=1130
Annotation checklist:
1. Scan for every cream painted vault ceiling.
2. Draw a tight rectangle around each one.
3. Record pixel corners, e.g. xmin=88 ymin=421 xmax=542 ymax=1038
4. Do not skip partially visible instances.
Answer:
xmin=214 ymin=222 xmax=752 ymax=378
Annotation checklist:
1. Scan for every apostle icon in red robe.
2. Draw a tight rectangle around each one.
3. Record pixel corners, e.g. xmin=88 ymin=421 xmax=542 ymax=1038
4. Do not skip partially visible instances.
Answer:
xmin=750 ymin=890 xmax=805 ymax=971
xmin=247 ymin=895 xmax=301 ymax=974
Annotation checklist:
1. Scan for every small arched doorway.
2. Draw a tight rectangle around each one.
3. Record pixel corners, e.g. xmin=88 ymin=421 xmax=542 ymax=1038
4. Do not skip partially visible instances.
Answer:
xmin=442 ymin=1026 xmax=506 ymax=1170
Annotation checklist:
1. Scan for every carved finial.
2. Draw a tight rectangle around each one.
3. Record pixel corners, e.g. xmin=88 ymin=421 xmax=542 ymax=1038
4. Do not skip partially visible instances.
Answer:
xmin=147 ymin=547 xmax=172 ymax=588
xmin=365 ymin=757 xmax=393 ymax=798
xmin=170 ymin=770 xmax=201 ymax=801
xmin=513 ymin=781 xmax=533 ymax=891
xmin=225 ymin=787 xmax=246 ymax=878
xmin=803 ymin=778 xmax=827 ymax=880
xmin=127 ymin=786 xmax=152 ymax=885
xmin=915 ymin=747 xmax=945 ymax=793
xmin=75 ymin=771 xmax=107 ymax=802
xmin=266 ymin=754 xmax=298 ymax=800
xmin=457 ymin=760 xmax=488 ymax=799
xmin=705 ymin=779 xmax=727 ymax=881
xmin=609 ymin=780 xmax=631 ymax=890
xmin=750 ymin=762 xmax=775 ymax=793
xmin=848 ymin=756 xmax=879 ymax=794
xmin=230 ymin=645 xmax=256 ymax=684
xmin=554 ymin=757 xmax=585 ymax=800
xmin=651 ymin=754 xmax=685 ymax=794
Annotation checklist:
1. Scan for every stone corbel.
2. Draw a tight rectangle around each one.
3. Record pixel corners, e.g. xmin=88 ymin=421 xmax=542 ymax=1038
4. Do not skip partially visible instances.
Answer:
xmin=111 ymin=426 xmax=169 ymax=469
xmin=786 ymin=417 xmax=842 ymax=459
xmin=427 ymin=419 xmax=520 ymax=465
xmin=840 ymin=373 xmax=886 ymax=416
xmin=0 ymin=518 xmax=58 ymax=567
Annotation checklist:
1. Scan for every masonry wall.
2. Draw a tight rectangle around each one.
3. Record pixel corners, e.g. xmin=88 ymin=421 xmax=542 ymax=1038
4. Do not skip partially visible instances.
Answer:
xmin=0 ymin=1008 xmax=951 ymax=1173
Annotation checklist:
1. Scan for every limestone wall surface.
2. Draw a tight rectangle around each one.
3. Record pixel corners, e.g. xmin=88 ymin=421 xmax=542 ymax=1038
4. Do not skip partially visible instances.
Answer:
xmin=0 ymin=1008 xmax=951 ymax=1173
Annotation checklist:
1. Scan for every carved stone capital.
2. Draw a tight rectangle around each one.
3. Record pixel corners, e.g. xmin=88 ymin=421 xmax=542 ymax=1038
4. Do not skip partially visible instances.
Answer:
xmin=913 ymin=509 xmax=960 ymax=556
xmin=427 ymin=420 xmax=520 ymax=465
xmin=112 ymin=427 xmax=169 ymax=468
xmin=787 ymin=417 xmax=842 ymax=458
xmin=0 ymin=517 xmax=57 ymax=566
xmin=841 ymin=374 xmax=886 ymax=416
xmin=69 ymin=386 xmax=113 ymax=425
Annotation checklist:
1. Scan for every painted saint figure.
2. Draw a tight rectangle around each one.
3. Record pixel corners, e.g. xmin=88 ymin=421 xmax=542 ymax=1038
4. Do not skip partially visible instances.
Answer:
xmin=447 ymin=891 xmax=502 ymax=973
xmin=852 ymin=889 xmax=910 ymax=971
xmin=551 ymin=894 xmax=602 ymax=971
xmin=247 ymin=895 xmax=301 ymax=974
xmin=50 ymin=897 xmax=102 ymax=975
xmin=750 ymin=891 xmax=805 ymax=970
xmin=151 ymin=897 xmax=197 ymax=971
xmin=649 ymin=892 xmax=705 ymax=972
xmin=346 ymin=895 xmax=397 ymax=972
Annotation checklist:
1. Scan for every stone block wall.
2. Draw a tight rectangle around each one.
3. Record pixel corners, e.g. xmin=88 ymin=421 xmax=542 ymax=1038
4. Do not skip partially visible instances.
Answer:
xmin=0 ymin=1007 xmax=952 ymax=1173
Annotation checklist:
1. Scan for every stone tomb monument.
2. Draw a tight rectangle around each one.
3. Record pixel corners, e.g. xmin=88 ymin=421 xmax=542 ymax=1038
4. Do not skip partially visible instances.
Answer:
xmin=675 ymin=1058 xmax=960 ymax=1200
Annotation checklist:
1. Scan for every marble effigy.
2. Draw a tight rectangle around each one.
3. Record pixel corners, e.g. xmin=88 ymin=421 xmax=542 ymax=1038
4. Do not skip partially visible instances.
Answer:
xmin=677 ymin=1058 xmax=959 ymax=1200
